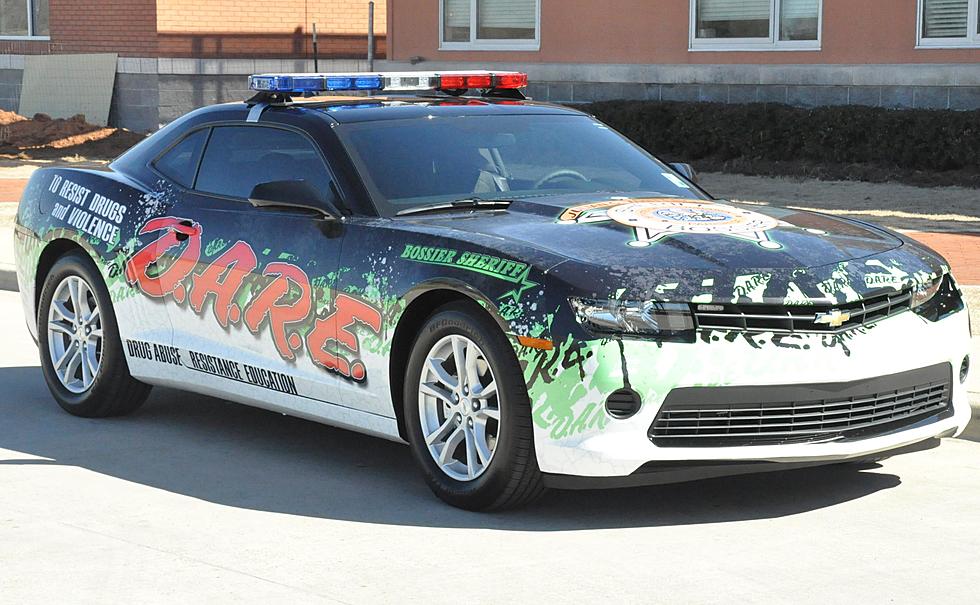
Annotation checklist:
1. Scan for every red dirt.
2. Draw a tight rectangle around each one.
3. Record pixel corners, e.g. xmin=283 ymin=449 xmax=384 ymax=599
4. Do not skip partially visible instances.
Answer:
xmin=0 ymin=110 xmax=145 ymax=161
xmin=0 ymin=178 xmax=27 ymax=203
xmin=904 ymin=232 xmax=980 ymax=286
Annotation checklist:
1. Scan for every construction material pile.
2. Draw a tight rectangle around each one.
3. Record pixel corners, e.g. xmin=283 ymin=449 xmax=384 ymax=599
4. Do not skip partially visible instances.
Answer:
xmin=0 ymin=110 xmax=145 ymax=161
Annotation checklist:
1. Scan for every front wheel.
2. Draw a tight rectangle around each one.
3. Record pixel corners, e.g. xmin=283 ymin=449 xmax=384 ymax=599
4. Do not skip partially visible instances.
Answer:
xmin=404 ymin=302 xmax=546 ymax=511
xmin=37 ymin=250 xmax=151 ymax=417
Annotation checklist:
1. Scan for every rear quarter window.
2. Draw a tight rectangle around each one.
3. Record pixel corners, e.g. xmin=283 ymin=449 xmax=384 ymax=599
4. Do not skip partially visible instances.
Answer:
xmin=153 ymin=128 xmax=209 ymax=188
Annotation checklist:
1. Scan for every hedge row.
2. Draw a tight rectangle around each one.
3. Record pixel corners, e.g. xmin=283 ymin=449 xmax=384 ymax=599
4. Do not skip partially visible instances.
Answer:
xmin=581 ymin=101 xmax=980 ymax=176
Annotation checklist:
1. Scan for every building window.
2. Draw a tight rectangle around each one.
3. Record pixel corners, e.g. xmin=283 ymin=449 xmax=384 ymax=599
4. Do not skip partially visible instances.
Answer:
xmin=918 ymin=0 xmax=980 ymax=47
xmin=690 ymin=0 xmax=821 ymax=51
xmin=0 ymin=0 xmax=48 ymax=38
xmin=441 ymin=0 xmax=540 ymax=51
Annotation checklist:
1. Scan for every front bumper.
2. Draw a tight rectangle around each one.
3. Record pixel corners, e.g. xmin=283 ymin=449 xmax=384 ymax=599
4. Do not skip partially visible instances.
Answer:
xmin=528 ymin=306 xmax=972 ymax=479
xmin=542 ymin=434 xmax=951 ymax=489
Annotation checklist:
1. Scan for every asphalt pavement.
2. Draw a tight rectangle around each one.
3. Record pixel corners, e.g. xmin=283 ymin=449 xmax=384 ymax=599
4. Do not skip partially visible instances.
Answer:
xmin=1 ymin=290 xmax=980 ymax=603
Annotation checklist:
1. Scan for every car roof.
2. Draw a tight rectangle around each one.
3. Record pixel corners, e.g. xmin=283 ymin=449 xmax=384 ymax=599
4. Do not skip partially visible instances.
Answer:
xmin=256 ymin=95 xmax=588 ymax=124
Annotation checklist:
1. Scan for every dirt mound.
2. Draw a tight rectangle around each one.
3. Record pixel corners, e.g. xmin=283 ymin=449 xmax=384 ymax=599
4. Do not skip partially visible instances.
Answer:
xmin=0 ymin=111 xmax=146 ymax=161
xmin=0 ymin=109 xmax=27 ymax=125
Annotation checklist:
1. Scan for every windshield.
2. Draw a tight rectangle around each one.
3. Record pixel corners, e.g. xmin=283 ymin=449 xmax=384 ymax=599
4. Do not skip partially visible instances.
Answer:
xmin=336 ymin=113 xmax=704 ymax=216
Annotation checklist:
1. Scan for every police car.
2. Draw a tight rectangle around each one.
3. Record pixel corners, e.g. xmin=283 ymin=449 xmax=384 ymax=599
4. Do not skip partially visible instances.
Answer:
xmin=12 ymin=71 xmax=972 ymax=510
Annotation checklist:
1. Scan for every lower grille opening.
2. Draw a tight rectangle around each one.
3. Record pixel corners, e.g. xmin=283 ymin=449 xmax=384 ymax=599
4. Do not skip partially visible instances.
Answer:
xmin=649 ymin=363 xmax=953 ymax=447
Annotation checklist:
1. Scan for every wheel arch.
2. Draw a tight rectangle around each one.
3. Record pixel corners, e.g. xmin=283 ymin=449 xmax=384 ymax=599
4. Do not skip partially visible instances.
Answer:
xmin=33 ymin=238 xmax=101 ymax=316
xmin=388 ymin=280 xmax=514 ymax=441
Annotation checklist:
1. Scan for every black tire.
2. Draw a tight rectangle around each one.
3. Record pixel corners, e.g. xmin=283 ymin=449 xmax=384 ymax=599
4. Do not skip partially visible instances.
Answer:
xmin=37 ymin=250 xmax=151 ymax=417
xmin=404 ymin=301 xmax=546 ymax=511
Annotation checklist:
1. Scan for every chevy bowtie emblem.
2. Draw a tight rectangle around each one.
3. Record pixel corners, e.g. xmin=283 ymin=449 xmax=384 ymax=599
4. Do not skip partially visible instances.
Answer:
xmin=814 ymin=309 xmax=851 ymax=328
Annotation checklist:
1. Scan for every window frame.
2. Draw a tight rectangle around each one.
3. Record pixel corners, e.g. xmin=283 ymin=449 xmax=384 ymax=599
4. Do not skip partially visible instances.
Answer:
xmin=688 ymin=0 xmax=822 ymax=52
xmin=150 ymin=126 xmax=212 ymax=190
xmin=149 ymin=126 xmax=212 ymax=191
xmin=916 ymin=0 xmax=980 ymax=48
xmin=439 ymin=0 xmax=541 ymax=52
xmin=0 ymin=0 xmax=50 ymax=40
xmin=150 ymin=122 xmax=340 ymax=207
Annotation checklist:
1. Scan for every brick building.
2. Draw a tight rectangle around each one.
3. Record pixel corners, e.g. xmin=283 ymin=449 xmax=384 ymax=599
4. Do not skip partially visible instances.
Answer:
xmin=383 ymin=0 xmax=980 ymax=110
xmin=5 ymin=0 xmax=980 ymax=133
xmin=0 ymin=0 xmax=385 ymax=130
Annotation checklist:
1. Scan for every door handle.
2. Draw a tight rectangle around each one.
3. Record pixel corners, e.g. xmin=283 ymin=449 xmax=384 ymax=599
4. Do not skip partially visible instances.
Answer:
xmin=175 ymin=220 xmax=195 ymax=242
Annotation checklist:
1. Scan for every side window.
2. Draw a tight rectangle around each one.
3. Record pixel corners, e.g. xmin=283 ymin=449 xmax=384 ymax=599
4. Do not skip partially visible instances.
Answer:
xmin=153 ymin=128 xmax=209 ymax=188
xmin=195 ymin=126 xmax=334 ymax=200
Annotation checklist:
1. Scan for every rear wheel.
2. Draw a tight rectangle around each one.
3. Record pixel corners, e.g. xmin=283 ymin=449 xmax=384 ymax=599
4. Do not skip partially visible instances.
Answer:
xmin=404 ymin=302 xmax=546 ymax=511
xmin=37 ymin=251 xmax=151 ymax=417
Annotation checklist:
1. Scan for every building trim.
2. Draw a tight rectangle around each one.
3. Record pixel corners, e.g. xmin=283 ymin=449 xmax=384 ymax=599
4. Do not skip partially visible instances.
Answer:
xmin=2 ymin=56 xmax=978 ymax=88
xmin=438 ymin=42 xmax=541 ymax=52
xmin=378 ymin=60 xmax=980 ymax=88
xmin=688 ymin=44 xmax=819 ymax=52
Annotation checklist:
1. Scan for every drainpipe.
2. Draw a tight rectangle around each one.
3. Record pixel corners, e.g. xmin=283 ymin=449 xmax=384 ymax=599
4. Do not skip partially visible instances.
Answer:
xmin=368 ymin=1 xmax=375 ymax=71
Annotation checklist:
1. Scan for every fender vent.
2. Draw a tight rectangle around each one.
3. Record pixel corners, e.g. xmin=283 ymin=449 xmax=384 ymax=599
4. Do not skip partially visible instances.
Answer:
xmin=606 ymin=388 xmax=642 ymax=419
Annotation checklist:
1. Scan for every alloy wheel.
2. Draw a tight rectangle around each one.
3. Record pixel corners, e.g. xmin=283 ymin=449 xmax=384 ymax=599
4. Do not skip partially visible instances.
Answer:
xmin=46 ymin=275 xmax=103 ymax=394
xmin=417 ymin=334 xmax=501 ymax=481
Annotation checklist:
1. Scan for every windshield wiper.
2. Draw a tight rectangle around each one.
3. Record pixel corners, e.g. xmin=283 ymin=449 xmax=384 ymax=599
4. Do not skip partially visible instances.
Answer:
xmin=396 ymin=198 xmax=513 ymax=217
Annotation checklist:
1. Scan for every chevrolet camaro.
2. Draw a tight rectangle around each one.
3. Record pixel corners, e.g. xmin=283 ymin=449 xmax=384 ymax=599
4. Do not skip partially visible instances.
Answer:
xmin=12 ymin=71 xmax=972 ymax=510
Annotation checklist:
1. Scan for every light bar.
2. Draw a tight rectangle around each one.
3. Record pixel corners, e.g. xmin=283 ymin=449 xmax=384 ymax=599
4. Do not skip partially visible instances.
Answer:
xmin=248 ymin=70 xmax=528 ymax=95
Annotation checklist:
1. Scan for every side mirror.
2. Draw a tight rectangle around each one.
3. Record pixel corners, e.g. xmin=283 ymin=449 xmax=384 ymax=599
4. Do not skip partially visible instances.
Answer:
xmin=248 ymin=180 xmax=340 ymax=219
xmin=669 ymin=162 xmax=698 ymax=184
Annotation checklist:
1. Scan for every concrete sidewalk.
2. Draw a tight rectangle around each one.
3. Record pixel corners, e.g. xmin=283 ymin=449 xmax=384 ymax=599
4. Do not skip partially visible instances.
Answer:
xmin=0 ymin=287 xmax=978 ymax=604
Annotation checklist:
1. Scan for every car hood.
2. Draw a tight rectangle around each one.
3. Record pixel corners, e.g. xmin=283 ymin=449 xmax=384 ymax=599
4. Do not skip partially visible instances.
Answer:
xmin=404 ymin=194 xmax=948 ymax=304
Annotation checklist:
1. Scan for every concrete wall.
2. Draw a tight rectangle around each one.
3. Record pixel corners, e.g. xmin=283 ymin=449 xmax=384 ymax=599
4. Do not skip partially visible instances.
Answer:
xmin=524 ymin=82 xmax=980 ymax=110
xmin=155 ymin=58 xmax=372 ymax=123
xmin=0 ymin=69 xmax=23 ymax=114
xmin=378 ymin=60 xmax=980 ymax=110
xmin=0 ymin=56 xmax=376 ymax=132
xmin=4 ymin=55 xmax=980 ymax=133
xmin=109 ymin=73 xmax=160 ymax=133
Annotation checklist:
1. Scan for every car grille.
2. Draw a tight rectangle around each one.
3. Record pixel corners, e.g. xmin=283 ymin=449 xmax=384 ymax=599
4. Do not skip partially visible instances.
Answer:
xmin=693 ymin=288 xmax=912 ymax=334
xmin=649 ymin=363 xmax=953 ymax=447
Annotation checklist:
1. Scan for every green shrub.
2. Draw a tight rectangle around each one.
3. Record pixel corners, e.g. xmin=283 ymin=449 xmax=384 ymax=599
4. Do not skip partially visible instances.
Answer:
xmin=582 ymin=101 xmax=980 ymax=177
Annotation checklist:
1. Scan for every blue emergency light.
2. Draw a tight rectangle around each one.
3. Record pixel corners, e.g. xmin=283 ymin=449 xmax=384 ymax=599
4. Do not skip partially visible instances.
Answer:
xmin=248 ymin=74 xmax=383 ymax=93
xmin=247 ymin=71 xmax=528 ymax=95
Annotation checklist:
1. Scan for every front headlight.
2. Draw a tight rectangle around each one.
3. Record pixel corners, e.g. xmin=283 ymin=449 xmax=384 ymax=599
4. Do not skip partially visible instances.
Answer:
xmin=911 ymin=276 xmax=942 ymax=309
xmin=911 ymin=274 xmax=964 ymax=322
xmin=569 ymin=298 xmax=695 ymax=339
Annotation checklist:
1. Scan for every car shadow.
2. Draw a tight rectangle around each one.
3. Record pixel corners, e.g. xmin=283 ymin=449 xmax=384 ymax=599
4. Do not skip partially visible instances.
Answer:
xmin=0 ymin=365 xmax=903 ymax=530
